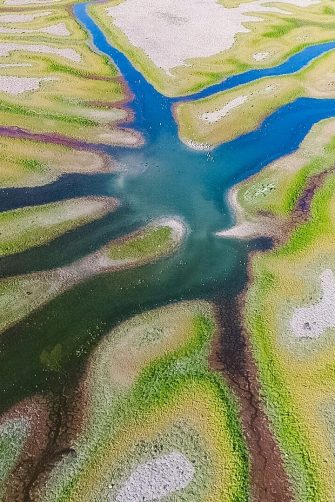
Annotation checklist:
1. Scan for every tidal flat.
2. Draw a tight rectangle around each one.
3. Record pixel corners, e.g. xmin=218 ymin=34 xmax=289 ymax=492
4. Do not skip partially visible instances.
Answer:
xmin=2 ymin=0 xmax=335 ymax=500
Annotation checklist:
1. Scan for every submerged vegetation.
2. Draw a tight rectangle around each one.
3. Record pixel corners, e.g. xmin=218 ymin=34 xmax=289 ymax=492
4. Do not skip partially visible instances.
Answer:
xmin=2 ymin=0 xmax=335 ymax=500
xmin=33 ymin=302 xmax=249 ymax=501
xmin=106 ymin=226 xmax=174 ymax=260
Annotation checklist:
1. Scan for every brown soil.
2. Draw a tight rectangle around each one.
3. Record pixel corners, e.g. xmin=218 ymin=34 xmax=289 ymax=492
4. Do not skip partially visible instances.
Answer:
xmin=0 ymin=125 xmax=142 ymax=150
xmin=21 ymin=383 xmax=82 ymax=502
xmin=1 ymin=396 xmax=52 ymax=502
xmin=0 ymin=125 xmax=99 ymax=150
xmin=210 ymin=165 xmax=335 ymax=500
xmin=210 ymin=297 xmax=294 ymax=502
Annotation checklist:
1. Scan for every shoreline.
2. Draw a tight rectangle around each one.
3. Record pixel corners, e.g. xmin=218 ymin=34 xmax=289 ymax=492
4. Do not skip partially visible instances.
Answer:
xmin=0 ymin=216 xmax=188 ymax=336
xmin=216 ymin=186 xmax=280 ymax=241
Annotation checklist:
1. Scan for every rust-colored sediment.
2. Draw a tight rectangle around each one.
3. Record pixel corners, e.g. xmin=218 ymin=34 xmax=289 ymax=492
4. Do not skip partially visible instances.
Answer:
xmin=1 ymin=396 xmax=52 ymax=502
xmin=21 ymin=384 xmax=81 ymax=502
xmin=210 ymin=297 xmax=294 ymax=502
xmin=210 ymin=165 xmax=335 ymax=500
xmin=21 ymin=365 xmax=94 ymax=502
xmin=0 ymin=126 xmax=98 ymax=150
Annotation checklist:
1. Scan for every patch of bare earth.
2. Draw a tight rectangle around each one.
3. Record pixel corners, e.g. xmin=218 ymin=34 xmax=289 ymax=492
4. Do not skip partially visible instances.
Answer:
xmin=210 ymin=297 xmax=294 ymax=501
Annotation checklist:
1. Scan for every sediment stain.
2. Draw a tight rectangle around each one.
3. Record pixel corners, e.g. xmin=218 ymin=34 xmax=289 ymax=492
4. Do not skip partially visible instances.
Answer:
xmin=210 ymin=296 xmax=294 ymax=502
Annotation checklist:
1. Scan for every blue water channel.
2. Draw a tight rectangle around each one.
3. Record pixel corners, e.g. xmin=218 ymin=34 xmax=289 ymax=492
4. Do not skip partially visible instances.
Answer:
xmin=2 ymin=3 xmax=335 ymax=408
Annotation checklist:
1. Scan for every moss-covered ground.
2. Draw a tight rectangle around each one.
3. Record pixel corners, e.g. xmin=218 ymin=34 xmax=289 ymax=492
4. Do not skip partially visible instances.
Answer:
xmin=245 ymin=171 xmax=335 ymax=500
xmin=34 ymin=302 xmax=249 ymax=501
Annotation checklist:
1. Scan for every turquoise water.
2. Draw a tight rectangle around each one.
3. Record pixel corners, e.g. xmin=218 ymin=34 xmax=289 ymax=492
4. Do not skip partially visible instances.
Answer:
xmin=1 ymin=5 xmax=335 ymax=410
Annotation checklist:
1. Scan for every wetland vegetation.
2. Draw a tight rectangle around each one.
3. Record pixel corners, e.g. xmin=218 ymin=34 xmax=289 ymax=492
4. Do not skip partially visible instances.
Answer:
xmin=1 ymin=0 xmax=335 ymax=500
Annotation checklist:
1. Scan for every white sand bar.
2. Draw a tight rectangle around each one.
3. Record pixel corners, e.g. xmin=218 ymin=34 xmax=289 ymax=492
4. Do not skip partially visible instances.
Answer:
xmin=201 ymin=95 xmax=248 ymax=123
xmin=0 ymin=43 xmax=81 ymax=62
xmin=107 ymin=0 xmax=320 ymax=72
xmin=0 ymin=76 xmax=55 ymax=95
xmin=291 ymin=269 xmax=335 ymax=338
xmin=114 ymin=452 xmax=195 ymax=501
xmin=0 ymin=23 xmax=69 ymax=36
xmin=0 ymin=63 xmax=32 ymax=67
xmin=5 ymin=0 xmax=60 ymax=5
xmin=0 ymin=12 xmax=50 ymax=23
xmin=253 ymin=51 xmax=270 ymax=61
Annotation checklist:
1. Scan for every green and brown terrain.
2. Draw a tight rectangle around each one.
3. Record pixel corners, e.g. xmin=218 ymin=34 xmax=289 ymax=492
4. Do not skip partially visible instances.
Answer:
xmin=2 ymin=0 xmax=335 ymax=500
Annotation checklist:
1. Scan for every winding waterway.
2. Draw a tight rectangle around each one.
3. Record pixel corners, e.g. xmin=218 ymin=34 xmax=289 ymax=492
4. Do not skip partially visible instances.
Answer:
xmin=2 ymin=3 xmax=335 ymax=413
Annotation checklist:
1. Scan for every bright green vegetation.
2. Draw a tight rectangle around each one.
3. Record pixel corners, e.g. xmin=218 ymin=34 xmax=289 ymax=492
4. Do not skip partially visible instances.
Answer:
xmin=233 ymin=118 xmax=335 ymax=224
xmin=35 ymin=302 xmax=249 ymax=502
xmin=89 ymin=0 xmax=335 ymax=96
xmin=245 ymin=172 xmax=335 ymax=501
xmin=176 ymin=50 xmax=335 ymax=147
xmin=0 ymin=197 xmax=116 ymax=256
xmin=106 ymin=226 xmax=173 ymax=261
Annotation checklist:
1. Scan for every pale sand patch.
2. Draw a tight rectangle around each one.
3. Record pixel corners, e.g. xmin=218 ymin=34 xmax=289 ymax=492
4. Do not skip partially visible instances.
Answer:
xmin=262 ymin=83 xmax=278 ymax=94
xmin=107 ymin=0 xmax=319 ymax=72
xmin=5 ymin=0 xmax=60 ymax=5
xmin=184 ymin=139 xmax=211 ymax=151
xmin=217 ymin=220 xmax=271 ymax=238
xmin=114 ymin=452 xmax=195 ymax=502
xmin=80 ymin=107 xmax=128 ymax=123
xmin=0 ymin=12 xmax=50 ymax=23
xmin=0 ymin=22 xmax=70 ymax=37
xmin=216 ymin=186 xmax=277 ymax=239
xmin=201 ymin=95 xmax=248 ymax=123
xmin=0 ymin=43 xmax=81 ymax=62
xmin=156 ymin=216 xmax=187 ymax=243
xmin=40 ymin=22 xmax=70 ymax=36
xmin=0 ymin=216 xmax=187 ymax=334
xmin=98 ymin=128 xmax=143 ymax=146
xmin=253 ymin=51 xmax=270 ymax=61
xmin=0 ymin=76 xmax=56 ymax=95
xmin=291 ymin=269 xmax=335 ymax=338
xmin=0 ymin=63 xmax=31 ymax=67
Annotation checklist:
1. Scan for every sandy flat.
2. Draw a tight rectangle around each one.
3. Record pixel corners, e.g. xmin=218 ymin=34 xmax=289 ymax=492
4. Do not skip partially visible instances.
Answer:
xmin=201 ymin=95 xmax=248 ymax=123
xmin=0 ymin=63 xmax=32 ymax=67
xmin=0 ymin=23 xmax=69 ymax=36
xmin=290 ymin=269 xmax=335 ymax=338
xmin=0 ymin=76 xmax=55 ymax=94
xmin=107 ymin=0 xmax=320 ymax=72
xmin=4 ymin=0 xmax=60 ymax=5
xmin=253 ymin=51 xmax=270 ymax=61
xmin=217 ymin=220 xmax=270 ymax=239
xmin=0 ymin=12 xmax=50 ymax=23
xmin=39 ymin=22 xmax=69 ymax=36
xmin=184 ymin=139 xmax=211 ymax=150
xmin=0 ymin=43 xmax=81 ymax=62
xmin=115 ymin=451 xmax=194 ymax=501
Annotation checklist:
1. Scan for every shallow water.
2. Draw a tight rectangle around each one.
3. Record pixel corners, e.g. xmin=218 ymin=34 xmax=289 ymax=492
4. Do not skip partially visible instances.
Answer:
xmin=1 ymin=4 xmax=335 ymax=410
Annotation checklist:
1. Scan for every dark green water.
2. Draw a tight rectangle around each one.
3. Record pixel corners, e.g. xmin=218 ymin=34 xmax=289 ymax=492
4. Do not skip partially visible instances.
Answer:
xmin=1 ymin=3 xmax=335 ymax=412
